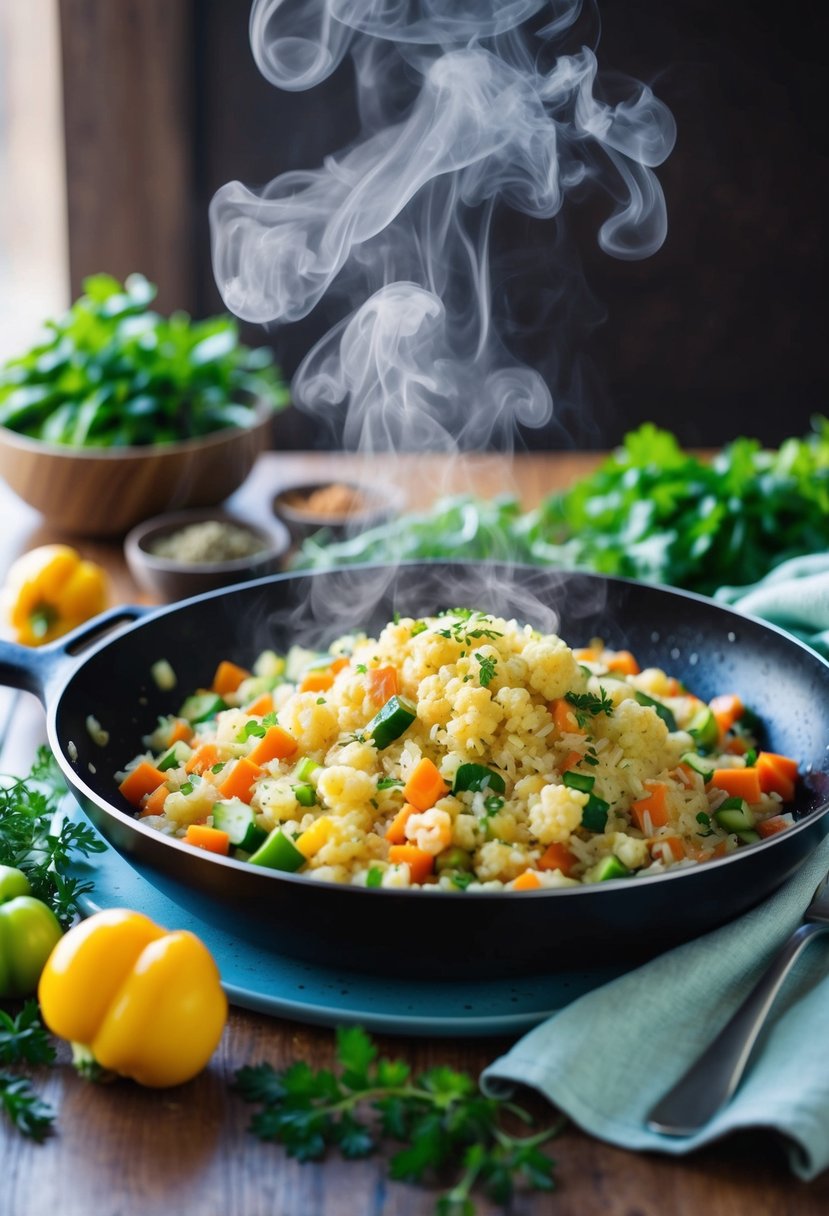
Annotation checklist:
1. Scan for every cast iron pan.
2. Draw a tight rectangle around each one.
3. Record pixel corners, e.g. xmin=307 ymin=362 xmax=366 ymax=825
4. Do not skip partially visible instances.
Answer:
xmin=2 ymin=562 xmax=828 ymax=980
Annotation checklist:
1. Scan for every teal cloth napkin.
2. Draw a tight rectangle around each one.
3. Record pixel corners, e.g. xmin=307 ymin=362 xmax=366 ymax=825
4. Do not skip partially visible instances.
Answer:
xmin=715 ymin=552 xmax=829 ymax=658
xmin=481 ymin=835 xmax=829 ymax=1178
xmin=481 ymin=558 xmax=829 ymax=1178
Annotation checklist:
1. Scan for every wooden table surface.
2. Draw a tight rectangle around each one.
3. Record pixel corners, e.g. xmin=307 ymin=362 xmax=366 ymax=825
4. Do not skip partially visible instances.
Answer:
xmin=1 ymin=449 xmax=827 ymax=1216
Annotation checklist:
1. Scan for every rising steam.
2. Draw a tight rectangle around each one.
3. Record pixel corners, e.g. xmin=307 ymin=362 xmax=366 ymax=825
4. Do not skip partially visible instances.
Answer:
xmin=210 ymin=0 xmax=675 ymax=452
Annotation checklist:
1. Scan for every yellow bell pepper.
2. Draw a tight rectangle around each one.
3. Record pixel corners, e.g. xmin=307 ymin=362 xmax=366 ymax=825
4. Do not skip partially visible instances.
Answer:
xmin=3 ymin=543 xmax=108 ymax=646
xmin=38 ymin=908 xmax=227 ymax=1088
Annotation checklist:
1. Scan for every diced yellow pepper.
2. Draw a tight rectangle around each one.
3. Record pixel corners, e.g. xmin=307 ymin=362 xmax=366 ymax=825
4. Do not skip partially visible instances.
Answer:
xmin=295 ymin=815 xmax=335 ymax=858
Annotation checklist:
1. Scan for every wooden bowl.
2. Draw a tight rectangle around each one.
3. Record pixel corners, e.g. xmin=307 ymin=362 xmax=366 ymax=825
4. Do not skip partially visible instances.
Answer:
xmin=0 ymin=402 xmax=273 ymax=538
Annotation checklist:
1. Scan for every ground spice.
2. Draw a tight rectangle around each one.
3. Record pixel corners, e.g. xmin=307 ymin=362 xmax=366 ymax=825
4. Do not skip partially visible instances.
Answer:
xmin=149 ymin=521 xmax=266 ymax=564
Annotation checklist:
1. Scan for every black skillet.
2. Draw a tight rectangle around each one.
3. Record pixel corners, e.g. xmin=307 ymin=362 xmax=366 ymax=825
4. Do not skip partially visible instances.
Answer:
xmin=2 ymin=561 xmax=828 ymax=980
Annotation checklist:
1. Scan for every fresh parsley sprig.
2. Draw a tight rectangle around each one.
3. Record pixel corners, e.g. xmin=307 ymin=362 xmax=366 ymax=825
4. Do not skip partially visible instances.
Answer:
xmin=235 ymin=1025 xmax=563 ymax=1213
xmin=0 ymin=745 xmax=107 ymax=927
xmin=0 ymin=1002 xmax=57 ymax=1142
xmin=563 ymin=689 xmax=614 ymax=729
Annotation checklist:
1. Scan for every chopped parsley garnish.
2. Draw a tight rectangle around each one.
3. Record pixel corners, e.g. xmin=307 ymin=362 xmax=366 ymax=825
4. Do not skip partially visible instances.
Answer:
xmin=410 ymin=620 xmax=428 ymax=636
xmin=262 ymin=711 xmax=279 ymax=727
xmin=237 ymin=720 xmax=267 ymax=742
xmin=436 ymin=609 xmax=503 ymax=645
xmin=356 ymin=664 xmax=368 ymax=675
xmin=564 ymin=688 xmax=614 ymax=729
xmin=211 ymin=762 xmax=226 ymax=774
xmin=376 ymin=777 xmax=404 ymax=790
xmin=475 ymin=653 xmax=497 ymax=687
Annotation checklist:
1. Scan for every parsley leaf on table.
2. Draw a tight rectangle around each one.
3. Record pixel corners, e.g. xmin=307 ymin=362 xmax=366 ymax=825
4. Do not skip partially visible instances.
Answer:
xmin=235 ymin=1025 xmax=563 ymax=1213
xmin=0 ymin=1003 xmax=57 ymax=1142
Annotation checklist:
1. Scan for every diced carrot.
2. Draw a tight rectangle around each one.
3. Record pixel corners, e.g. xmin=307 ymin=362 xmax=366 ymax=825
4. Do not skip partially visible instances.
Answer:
xmin=402 ymin=757 xmax=448 ymax=811
xmin=664 ymin=677 xmax=683 ymax=696
xmin=212 ymin=660 xmax=251 ymax=696
xmin=368 ymin=665 xmax=399 ymax=705
xmin=184 ymin=824 xmax=230 ymax=855
xmin=650 ymin=835 xmax=685 ymax=862
xmin=550 ymin=698 xmax=586 ymax=736
xmin=388 ymin=844 xmax=434 ymax=884
xmin=538 ymin=842 xmax=578 ymax=876
xmin=724 ymin=736 xmax=750 ymax=755
xmin=757 ymin=751 xmax=799 ymax=802
xmin=139 ymin=782 xmax=170 ymax=818
xmin=710 ymin=766 xmax=762 ymax=803
xmin=757 ymin=814 xmax=794 ymax=838
xmin=299 ymin=670 xmax=334 ymax=693
xmin=185 ymin=743 xmax=221 ymax=775
xmin=709 ymin=693 xmax=744 ymax=736
xmin=165 ymin=717 xmax=193 ymax=747
xmin=217 ymin=757 xmax=264 ymax=804
xmin=243 ymin=692 xmax=274 ymax=717
xmin=385 ymin=803 xmax=418 ymax=845
xmin=560 ymin=750 xmax=584 ymax=773
xmin=512 ymin=870 xmax=543 ymax=891
xmin=606 ymin=650 xmax=640 ymax=676
xmin=119 ymin=761 xmax=168 ymax=807
xmin=630 ymin=781 xmax=670 ymax=832
xmin=247 ymin=724 xmax=298 ymax=766
xmin=330 ymin=656 xmax=350 ymax=675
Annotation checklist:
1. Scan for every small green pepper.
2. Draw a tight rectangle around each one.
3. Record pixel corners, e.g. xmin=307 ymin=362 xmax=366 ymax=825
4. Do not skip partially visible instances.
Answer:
xmin=0 ymin=865 xmax=63 ymax=998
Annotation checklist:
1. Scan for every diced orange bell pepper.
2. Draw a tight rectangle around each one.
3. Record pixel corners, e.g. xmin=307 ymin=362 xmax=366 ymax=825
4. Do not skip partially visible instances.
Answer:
xmin=512 ymin=870 xmax=542 ymax=890
xmin=538 ymin=842 xmax=578 ymax=876
xmin=709 ymin=767 xmax=762 ymax=804
xmin=402 ymin=757 xmax=448 ymax=811
xmin=630 ymin=781 xmax=670 ymax=832
xmin=211 ymin=661 xmax=251 ymax=697
xmin=387 ymin=844 xmax=434 ymax=884
xmin=184 ymin=825 xmax=230 ymax=855
xmin=385 ymin=803 xmax=418 ymax=845
xmin=247 ymin=725 xmax=298 ymax=766
xmin=119 ymin=761 xmax=168 ymax=807
xmin=550 ymin=698 xmax=586 ymax=736
xmin=367 ymin=666 xmax=399 ymax=705
xmin=217 ymin=757 xmax=263 ymax=804
xmin=299 ymin=670 xmax=334 ymax=693
xmin=756 ymin=752 xmax=799 ymax=802
xmin=185 ymin=744 xmax=221 ymax=775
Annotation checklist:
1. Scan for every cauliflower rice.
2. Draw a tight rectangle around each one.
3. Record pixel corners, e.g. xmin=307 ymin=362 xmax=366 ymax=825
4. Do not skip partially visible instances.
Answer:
xmin=116 ymin=609 xmax=798 ymax=891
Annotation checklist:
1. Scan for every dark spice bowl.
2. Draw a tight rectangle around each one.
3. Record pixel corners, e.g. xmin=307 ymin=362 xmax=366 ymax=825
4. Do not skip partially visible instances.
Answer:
xmin=272 ymin=478 xmax=403 ymax=544
xmin=124 ymin=508 xmax=291 ymax=601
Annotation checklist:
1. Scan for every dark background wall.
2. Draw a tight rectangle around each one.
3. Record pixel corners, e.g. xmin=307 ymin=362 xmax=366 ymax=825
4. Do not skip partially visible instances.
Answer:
xmin=62 ymin=0 xmax=828 ymax=450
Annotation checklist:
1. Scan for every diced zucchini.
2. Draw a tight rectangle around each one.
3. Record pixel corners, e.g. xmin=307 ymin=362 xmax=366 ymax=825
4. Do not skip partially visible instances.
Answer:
xmin=687 ymin=706 xmax=719 ymax=750
xmin=581 ymin=793 xmax=610 ymax=833
xmin=681 ymin=751 xmax=716 ymax=779
xmin=179 ymin=692 xmax=228 ymax=724
xmin=293 ymin=783 xmax=317 ymax=807
xmin=634 ymin=690 xmax=678 ymax=732
xmin=453 ymin=763 xmax=506 ymax=795
xmin=366 ymin=695 xmax=417 ymax=749
xmin=212 ymin=799 xmax=268 ymax=853
xmin=562 ymin=770 xmax=595 ymax=793
xmin=365 ymin=866 xmax=383 ymax=888
xmin=247 ymin=827 xmax=306 ymax=871
xmin=591 ymin=855 xmax=631 ymax=882
xmin=295 ymin=756 xmax=322 ymax=783
xmin=157 ymin=740 xmax=191 ymax=771
xmin=435 ymin=846 xmax=473 ymax=874
xmin=714 ymin=803 xmax=756 ymax=834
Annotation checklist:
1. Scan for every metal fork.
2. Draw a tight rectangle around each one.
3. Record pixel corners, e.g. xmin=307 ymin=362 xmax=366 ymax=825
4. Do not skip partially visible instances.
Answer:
xmin=647 ymin=868 xmax=829 ymax=1136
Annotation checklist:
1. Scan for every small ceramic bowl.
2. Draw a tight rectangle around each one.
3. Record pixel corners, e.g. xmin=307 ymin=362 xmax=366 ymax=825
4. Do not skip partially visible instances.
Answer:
xmin=272 ymin=479 xmax=402 ymax=544
xmin=124 ymin=508 xmax=291 ymax=602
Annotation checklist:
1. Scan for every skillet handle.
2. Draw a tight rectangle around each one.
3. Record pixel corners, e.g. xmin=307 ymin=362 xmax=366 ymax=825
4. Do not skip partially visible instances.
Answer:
xmin=0 ymin=606 xmax=149 ymax=704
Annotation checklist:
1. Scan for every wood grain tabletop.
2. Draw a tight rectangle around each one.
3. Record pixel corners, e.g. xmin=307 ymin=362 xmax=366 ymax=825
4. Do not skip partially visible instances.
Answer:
xmin=1 ymin=449 xmax=827 ymax=1216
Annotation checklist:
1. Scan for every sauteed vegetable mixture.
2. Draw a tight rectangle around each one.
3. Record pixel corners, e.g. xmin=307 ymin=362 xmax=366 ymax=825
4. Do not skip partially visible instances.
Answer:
xmin=117 ymin=610 xmax=799 ymax=889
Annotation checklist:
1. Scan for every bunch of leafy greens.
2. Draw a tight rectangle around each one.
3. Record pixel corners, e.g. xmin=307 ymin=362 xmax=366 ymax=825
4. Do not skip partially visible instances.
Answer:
xmin=235 ymin=1024 xmax=562 ymax=1215
xmin=294 ymin=419 xmax=829 ymax=597
xmin=0 ymin=748 xmax=106 ymax=1141
xmin=0 ymin=273 xmax=290 ymax=447
xmin=0 ymin=746 xmax=106 ymax=927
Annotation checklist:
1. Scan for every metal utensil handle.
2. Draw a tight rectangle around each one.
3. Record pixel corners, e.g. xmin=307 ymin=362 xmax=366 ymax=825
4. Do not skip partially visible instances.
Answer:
xmin=647 ymin=920 xmax=829 ymax=1136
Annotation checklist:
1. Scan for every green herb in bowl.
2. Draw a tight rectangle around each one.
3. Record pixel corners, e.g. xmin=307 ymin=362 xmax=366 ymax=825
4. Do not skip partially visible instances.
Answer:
xmin=0 ymin=273 xmax=289 ymax=447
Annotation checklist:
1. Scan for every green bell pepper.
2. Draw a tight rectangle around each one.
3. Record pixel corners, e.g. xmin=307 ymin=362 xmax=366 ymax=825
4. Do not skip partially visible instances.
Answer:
xmin=0 ymin=864 xmax=63 ymax=998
